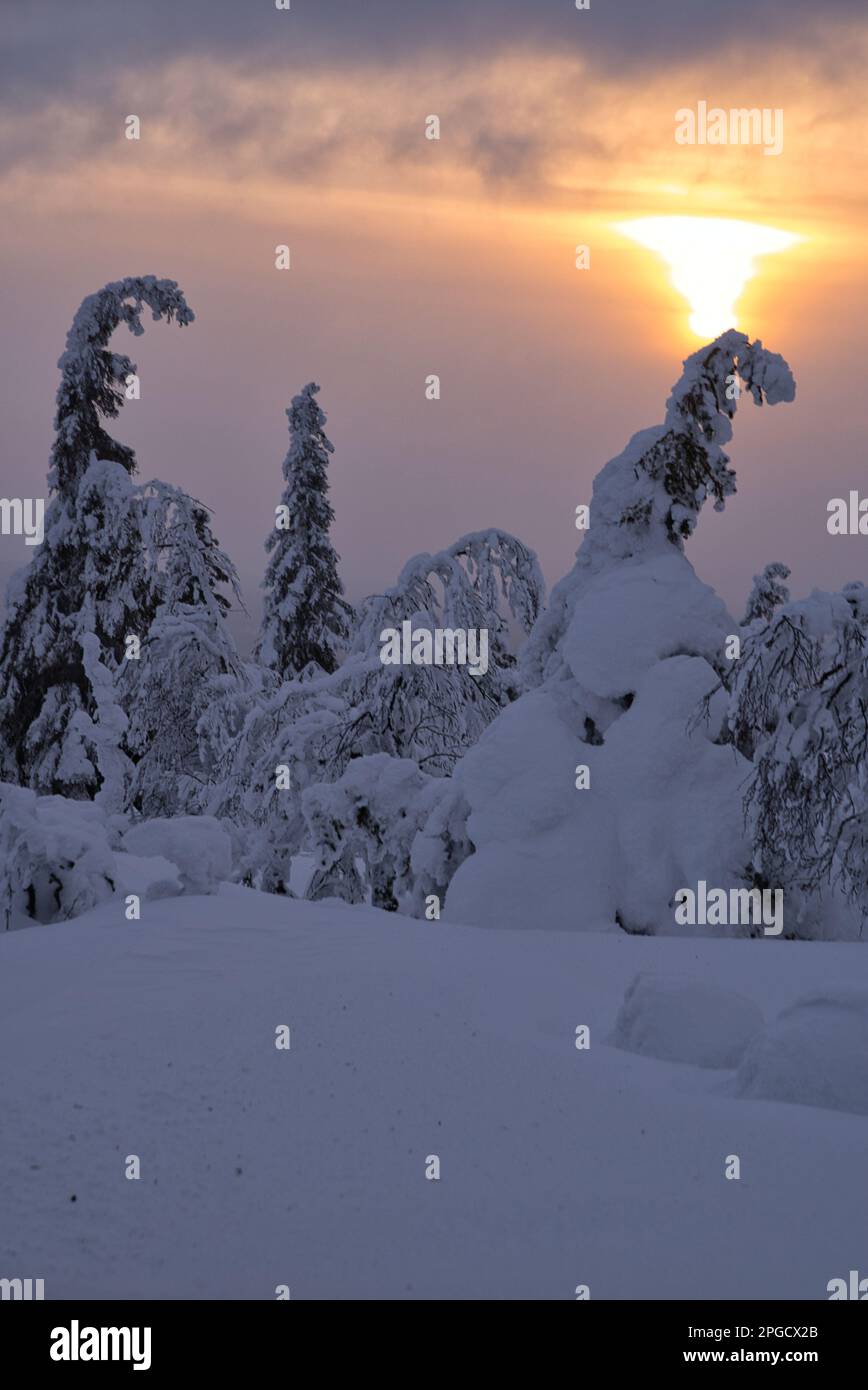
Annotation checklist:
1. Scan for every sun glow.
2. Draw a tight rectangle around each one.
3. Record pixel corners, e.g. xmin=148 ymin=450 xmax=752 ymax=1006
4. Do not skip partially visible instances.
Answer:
xmin=616 ymin=215 xmax=800 ymax=338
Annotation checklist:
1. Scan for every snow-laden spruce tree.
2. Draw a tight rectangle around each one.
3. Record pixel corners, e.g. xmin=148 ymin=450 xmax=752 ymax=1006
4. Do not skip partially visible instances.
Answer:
xmin=256 ymin=383 xmax=353 ymax=678
xmin=436 ymin=331 xmax=804 ymax=934
xmin=0 ymin=277 xmax=194 ymax=794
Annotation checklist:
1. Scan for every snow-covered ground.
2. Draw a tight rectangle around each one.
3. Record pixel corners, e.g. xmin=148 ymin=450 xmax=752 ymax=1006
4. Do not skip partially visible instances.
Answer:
xmin=2 ymin=887 xmax=866 ymax=1300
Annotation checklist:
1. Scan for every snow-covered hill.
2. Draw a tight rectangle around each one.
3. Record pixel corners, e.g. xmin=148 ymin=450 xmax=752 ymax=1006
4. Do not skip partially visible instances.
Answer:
xmin=1 ymin=886 xmax=866 ymax=1300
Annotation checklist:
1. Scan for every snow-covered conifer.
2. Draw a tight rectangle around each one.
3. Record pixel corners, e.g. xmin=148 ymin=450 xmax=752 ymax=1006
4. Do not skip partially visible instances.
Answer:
xmin=0 ymin=278 xmax=194 ymax=793
xmin=256 ymin=383 xmax=353 ymax=677
xmin=742 ymin=562 xmax=791 ymax=626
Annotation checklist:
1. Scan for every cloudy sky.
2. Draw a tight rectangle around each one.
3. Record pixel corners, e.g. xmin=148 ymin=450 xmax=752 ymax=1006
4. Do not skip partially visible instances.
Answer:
xmin=2 ymin=0 xmax=867 ymax=645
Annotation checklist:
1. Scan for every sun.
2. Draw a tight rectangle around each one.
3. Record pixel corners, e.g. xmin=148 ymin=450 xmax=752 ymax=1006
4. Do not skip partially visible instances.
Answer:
xmin=616 ymin=215 xmax=800 ymax=338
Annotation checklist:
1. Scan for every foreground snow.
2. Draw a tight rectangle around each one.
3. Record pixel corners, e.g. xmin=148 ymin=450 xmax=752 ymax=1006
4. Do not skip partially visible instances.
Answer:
xmin=1 ymin=888 xmax=866 ymax=1300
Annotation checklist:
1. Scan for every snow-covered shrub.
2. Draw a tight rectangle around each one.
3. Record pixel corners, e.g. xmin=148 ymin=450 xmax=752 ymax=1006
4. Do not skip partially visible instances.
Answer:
xmin=734 ymin=990 xmax=868 ymax=1115
xmin=0 ymin=784 xmax=117 ymax=926
xmin=301 ymin=753 xmax=472 ymax=913
xmin=610 ymin=973 xmax=763 ymax=1068
xmin=122 ymin=816 xmax=232 ymax=895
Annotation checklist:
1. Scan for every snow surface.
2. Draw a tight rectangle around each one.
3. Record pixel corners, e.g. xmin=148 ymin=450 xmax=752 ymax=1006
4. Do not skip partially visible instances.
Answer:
xmin=2 ymin=887 xmax=866 ymax=1300
xmin=734 ymin=990 xmax=868 ymax=1117
xmin=610 ymin=973 xmax=763 ymax=1068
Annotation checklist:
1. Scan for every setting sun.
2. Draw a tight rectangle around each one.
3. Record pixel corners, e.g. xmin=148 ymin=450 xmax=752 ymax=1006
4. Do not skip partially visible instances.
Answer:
xmin=616 ymin=215 xmax=800 ymax=338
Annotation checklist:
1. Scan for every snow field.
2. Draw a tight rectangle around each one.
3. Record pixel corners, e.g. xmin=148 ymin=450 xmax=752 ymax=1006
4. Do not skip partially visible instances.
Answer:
xmin=2 ymin=887 xmax=867 ymax=1300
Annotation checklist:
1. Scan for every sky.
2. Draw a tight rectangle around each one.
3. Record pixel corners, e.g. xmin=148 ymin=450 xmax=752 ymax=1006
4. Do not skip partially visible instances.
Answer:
xmin=2 ymin=0 xmax=868 ymax=649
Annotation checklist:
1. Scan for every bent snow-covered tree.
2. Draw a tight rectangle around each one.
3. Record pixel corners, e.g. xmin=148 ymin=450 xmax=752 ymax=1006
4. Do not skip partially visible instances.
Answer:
xmin=437 ymin=332 xmax=802 ymax=934
xmin=0 ymin=276 xmax=237 ymax=800
xmin=256 ymin=382 xmax=353 ymax=678
xmin=522 ymin=330 xmax=796 ymax=691
xmin=0 ymin=278 xmax=194 ymax=792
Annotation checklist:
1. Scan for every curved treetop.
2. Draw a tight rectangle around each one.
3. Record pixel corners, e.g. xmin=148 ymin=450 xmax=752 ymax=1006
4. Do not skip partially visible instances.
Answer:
xmin=49 ymin=275 xmax=195 ymax=497
xmin=587 ymin=330 xmax=796 ymax=557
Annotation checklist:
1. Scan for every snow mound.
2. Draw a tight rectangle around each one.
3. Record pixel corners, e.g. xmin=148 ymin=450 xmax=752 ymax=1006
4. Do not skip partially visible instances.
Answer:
xmin=122 ymin=816 xmax=231 ymax=895
xmin=734 ymin=990 xmax=868 ymax=1116
xmin=610 ymin=972 xmax=764 ymax=1068
xmin=113 ymin=851 xmax=184 ymax=902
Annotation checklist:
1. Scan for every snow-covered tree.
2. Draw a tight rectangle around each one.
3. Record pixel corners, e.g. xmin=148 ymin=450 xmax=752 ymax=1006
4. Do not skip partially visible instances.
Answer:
xmin=219 ymin=527 xmax=542 ymax=894
xmin=0 ymin=277 xmax=194 ymax=793
xmin=435 ymin=332 xmax=803 ymax=934
xmin=123 ymin=603 xmax=246 ymax=819
xmin=122 ymin=486 xmax=246 ymax=817
xmin=725 ymin=585 xmax=868 ymax=924
xmin=742 ymin=562 xmax=791 ymax=626
xmin=521 ymin=330 xmax=796 ymax=689
xmin=159 ymin=493 xmax=237 ymax=618
xmin=256 ymin=382 xmax=353 ymax=678
xmin=0 ymin=458 xmax=165 ymax=795
xmin=211 ymin=670 xmax=347 ymax=893
xmin=68 ymin=627 xmax=134 ymax=817
xmin=333 ymin=529 xmax=545 ymax=773
xmin=49 ymin=275 xmax=194 ymax=498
